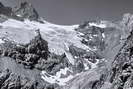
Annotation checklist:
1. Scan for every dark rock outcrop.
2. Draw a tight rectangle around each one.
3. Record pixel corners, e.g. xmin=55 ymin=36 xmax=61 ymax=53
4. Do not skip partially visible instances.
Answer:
xmin=69 ymin=44 xmax=103 ymax=72
xmin=0 ymin=30 xmax=48 ymax=69
xmin=0 ymin=2 xmax=12 ymax=16
xmin=109 ymin=30 xmax=133 ymax=89
xmin=0 ymin=69 xmax=52 ymax=89
xmin=88 ymin=14 xmax=133 ymax=89
xmin=76 ymin=23 xmax=105 ymax=51
xmin=40 ymin=53 xmax=71 ymax=75
xmin=0 ymin=1 xmax=39 ymax=21
xmin=69 ymin=45 xmax=86 ymax=57
xmin=13 ymin=2 xmax=39 ymax=21
xmin=63 ymin=14 xmax=133 ymax=89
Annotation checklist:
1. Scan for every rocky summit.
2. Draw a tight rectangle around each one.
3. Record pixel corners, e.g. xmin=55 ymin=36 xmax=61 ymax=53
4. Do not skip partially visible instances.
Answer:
xmin=0 ymin=1 xmax=133 ymax=89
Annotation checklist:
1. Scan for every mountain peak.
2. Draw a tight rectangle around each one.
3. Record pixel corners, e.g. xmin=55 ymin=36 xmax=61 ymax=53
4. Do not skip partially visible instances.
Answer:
xmin=0 ymin=1 xmax=39 ymax=21
xmin=13 ymin=1 xmax=39 ymax=20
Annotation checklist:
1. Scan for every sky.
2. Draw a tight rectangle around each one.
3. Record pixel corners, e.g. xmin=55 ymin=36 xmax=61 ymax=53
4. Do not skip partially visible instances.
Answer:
xmin=1 ymin=0 xmax=133 ymax=25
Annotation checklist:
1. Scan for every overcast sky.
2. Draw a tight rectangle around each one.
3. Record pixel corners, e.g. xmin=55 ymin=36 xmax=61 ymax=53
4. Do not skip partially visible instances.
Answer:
xmin=1 ymin=0 xmax=133 ymax=25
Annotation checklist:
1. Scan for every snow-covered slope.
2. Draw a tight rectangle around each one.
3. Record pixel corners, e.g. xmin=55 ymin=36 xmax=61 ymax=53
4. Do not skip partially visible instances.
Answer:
xmin=0 ymin=19 xmax=82 ymax=62
xmin=0 ymin=18 xmax=108 ymax=85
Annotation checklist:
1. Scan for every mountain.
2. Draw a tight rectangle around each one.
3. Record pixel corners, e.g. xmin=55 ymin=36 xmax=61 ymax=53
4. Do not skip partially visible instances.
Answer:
xmin=0 ymin=1 xmax=133 ymax=89
xmin=0 ymin=1 xmax=39 ymax=21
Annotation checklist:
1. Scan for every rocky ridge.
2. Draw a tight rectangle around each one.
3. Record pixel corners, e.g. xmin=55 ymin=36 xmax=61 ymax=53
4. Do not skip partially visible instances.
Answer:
xmin=63 ymin=14 xmax=133 ymax=89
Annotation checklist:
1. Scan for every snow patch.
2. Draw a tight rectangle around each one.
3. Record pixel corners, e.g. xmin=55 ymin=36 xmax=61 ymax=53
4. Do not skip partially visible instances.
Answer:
xmin=84 ymin=58 xmax=99 ymax=69
xmin=65 ymin=52 xmax=75 ymax=65
xmin=84 ymin=62 xmax=90 ymax=70
xmin=89 ymin=23 xmax=106 ymax=28
xmin=0 ymin=39 xmax=4 ymax=44
xmin=16 ymin=14 xmax=22 ymax=17
xmin=41 ymin=68 xmax=73 ymax=85
xmin=102 ymin=33 xmax=105 ymax=38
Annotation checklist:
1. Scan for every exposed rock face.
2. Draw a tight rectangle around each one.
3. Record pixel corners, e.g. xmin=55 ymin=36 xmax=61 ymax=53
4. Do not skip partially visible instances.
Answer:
xmin=0 ymin=2 xmax=39 ymax=21
xmin=0 ymin=30 xmax=48 ymax=69
xmin=109 ymin=30 xmax=133 ymax=89
xmin=69 ymin=45 xmax=86 ymax=57
xmin=89 ymin=14 xmax=133 ymax=89
xmin=0 ymin=2 xmax=12 ymax=16
xmin=0 ymin=29 xmax=72 ymax=88
xmin=69 ymin=44 xmax=103 ymax=60
xmin=13 ymin=2 xmax=39 ymax=20
xmin=0 ymin=69 xmax=51 ymax=89
xmin=76 ymin=24 xmax=105 ymax=51
xmin=68 ymin=44 xmax=102 ymax=72
xmin=0 ymin=30 xmax=64 ymax=89
xmin=42 ymin=52 xmax=72 ymax=76
xmin=62 ymin=14 xmax=133 ymax=89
